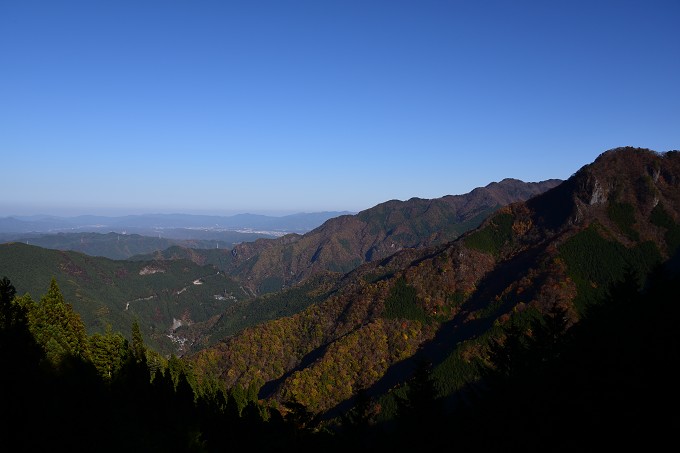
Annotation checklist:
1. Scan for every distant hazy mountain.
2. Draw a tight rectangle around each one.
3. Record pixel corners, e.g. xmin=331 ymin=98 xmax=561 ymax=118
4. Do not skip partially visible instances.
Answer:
xmin=0 ymin=211 xmax=352 ymax=236
xmin=0 ymin=211 xmax=352 ymax=258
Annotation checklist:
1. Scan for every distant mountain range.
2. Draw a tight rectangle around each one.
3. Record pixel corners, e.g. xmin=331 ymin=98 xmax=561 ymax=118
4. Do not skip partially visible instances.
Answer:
xmin=0 ymin=211 xmax=353 ymax=236
xmin=0 ymin=211 xmax=352 ymax=259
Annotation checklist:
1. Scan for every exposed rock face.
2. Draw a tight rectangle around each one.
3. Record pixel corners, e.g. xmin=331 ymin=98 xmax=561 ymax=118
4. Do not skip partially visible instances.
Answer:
xmin=589 ymin=179 xmax=607 ymax=205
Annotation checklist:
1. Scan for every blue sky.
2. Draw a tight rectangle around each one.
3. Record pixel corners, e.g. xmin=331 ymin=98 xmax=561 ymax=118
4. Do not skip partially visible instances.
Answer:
xmin=2 ymin=0 xmax=678 ymax=216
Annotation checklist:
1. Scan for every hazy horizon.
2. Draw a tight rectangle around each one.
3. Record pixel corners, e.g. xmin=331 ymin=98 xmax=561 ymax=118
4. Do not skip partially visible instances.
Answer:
xmin=0 ymin=206 xmax=356 ymax=218
xmin=2 ymin=1 xmax=678 ymax=216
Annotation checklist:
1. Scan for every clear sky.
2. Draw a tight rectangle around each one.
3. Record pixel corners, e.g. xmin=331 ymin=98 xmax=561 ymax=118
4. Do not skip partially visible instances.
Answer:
xmin=2 ymin=0 xmax=678 ymax=216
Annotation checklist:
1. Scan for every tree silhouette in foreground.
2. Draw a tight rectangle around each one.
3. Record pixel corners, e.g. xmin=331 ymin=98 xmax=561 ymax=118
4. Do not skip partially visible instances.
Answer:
xmin=452 ymin=261 xmax=680 ymax=452
xmin=391 ymin=357 xmax=446 ymax=449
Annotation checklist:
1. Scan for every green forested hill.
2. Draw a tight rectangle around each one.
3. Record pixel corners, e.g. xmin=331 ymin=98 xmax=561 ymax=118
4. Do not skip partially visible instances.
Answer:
xmin=0 ymin=242 xmax=248 ymax=355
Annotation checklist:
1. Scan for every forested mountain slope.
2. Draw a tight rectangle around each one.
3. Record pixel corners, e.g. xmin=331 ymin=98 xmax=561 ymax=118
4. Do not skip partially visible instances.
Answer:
xmin=0 ymin=243 xmax=248 ymax=355
xmin=187 ymin=147 xmax=680 ymax=423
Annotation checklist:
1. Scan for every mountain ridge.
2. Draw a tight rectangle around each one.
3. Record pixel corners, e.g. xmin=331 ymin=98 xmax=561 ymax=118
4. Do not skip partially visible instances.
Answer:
xmin=221 ymin=177 xmax=562 ymax=295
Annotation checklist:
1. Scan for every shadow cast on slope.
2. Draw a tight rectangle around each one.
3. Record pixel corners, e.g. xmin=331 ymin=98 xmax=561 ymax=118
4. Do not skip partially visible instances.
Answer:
xmin=321 ymin=242 xmax=549 ymax=421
